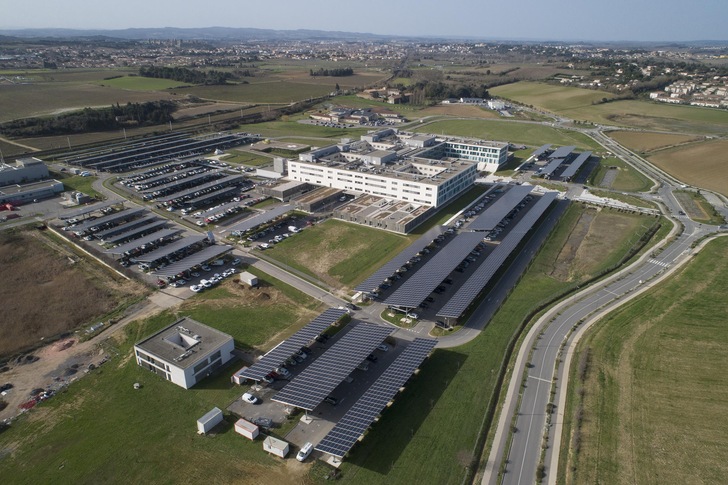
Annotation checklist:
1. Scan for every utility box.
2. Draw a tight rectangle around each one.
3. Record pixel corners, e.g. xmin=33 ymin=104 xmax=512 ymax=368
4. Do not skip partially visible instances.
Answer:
xmin=239 ymin=271 xmax=258 ymax=287
xmin=197 ymin=407 xmax=223 ymax=434
xmin=234 ymin=418 xmax=259 ymax=440
xmin=231 ymin=366 xmax=248 ymax=385
xmin=263 ymin=436 xmax=289 ymax=458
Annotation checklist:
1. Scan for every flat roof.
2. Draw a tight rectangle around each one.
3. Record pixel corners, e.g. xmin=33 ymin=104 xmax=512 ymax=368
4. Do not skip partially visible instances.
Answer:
xmin=0 ymin=179 xmax=62 ymax=195
xmin=135 ymin=317 xmax=232 ymax=370
xmin=153 ymin=244 xmax=233 ymax=277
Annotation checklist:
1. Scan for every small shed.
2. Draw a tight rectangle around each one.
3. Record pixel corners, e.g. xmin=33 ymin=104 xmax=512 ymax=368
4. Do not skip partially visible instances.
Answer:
xmin=239 ymin=271 xmax=258 ymax=287
xmin=234 ymin=418 xmax=259 ymax=440
xmin=231 ymin=366 xmax=249 ymax=385
xmin=197 ymin=407 xmax=223 ymax=434
xmin=263 ymin=436 xmax=289 ymax=458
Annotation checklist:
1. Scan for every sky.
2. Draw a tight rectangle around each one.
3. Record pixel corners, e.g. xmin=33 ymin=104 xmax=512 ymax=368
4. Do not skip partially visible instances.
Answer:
xmin=1 ymin=0 xmax=726 ymax=42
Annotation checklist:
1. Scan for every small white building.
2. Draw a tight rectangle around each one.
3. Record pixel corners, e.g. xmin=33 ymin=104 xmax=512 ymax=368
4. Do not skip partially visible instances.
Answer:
xmin=263 ymin=436 xmax=290 ymax=458
xmin=239 ymin=271 xmax=258 ymax=287
xmin=231 ymin=366 xmax=248 ymax=385
xmin=134 ymin=317 xmax=235 ymax=389
xmin=234 ymin=418 xmax=259 ymax=440
xmin=197 ymin=407 xmax=224 ymax=434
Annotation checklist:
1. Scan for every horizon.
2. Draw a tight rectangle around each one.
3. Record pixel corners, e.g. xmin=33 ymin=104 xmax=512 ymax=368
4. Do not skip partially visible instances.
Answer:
xmin=1 ymin=0 xmax=726 ymax=43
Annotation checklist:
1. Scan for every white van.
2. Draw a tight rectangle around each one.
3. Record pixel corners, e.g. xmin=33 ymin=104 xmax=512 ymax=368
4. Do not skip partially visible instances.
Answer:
xmin=296 ymin=442 xmax=313 ymax=462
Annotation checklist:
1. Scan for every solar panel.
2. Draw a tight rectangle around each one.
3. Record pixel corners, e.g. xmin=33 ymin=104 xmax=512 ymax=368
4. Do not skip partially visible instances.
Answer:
xmin=315 ymin=338 xmax=437 ymax=458
xmin=94 ymin=215 xmax=159 ymax=240
xmin=136 ymin=235 xmax=208 ymax=263
xmin=559 ymin=151 xmax=591 ymax=180
xmin=105 ymin=228 xmax=181 ymax=254
xmin=469 ymin=185 xmax=533 ymax=231
xmin=102 ymin=220 xmax=167 ymax=245
xmin=226 ymin=204 xmax=293 ymax=234
xmin=355 ymin=225 xmax=445 ymax=292
xmin=437 ymin=192 xmax=558 ymax=318
xmin=272 ymin=323 xmax=394 ymax=411
xmin=60 ymin=201 xmax=115 ymax=220
xmin=384 ymin=232 xmax=483 ymax=309
xmin=71 ymin=207 xmax=145 ymax=232
xmin=530 ymin=144 xmax=552 ymax=159
xmin=152 ymin=244 xmax=233 ymax=277
xmin=241 ymin=308 xmax=347 ymax=381
xmin=550 ymin=145 xmax=575 ymax=159
xmin=156 ymin=174 xmax=243 ymax=203
xmin=142 ymin=170 xmax=223 ymax=194
xmin=540 ymin=158 xmax=565 ymax=177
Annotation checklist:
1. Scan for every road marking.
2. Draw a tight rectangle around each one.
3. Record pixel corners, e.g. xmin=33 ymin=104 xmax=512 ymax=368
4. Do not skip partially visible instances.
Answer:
xmin=529 ymin=375 xmax=552 ymax=384
xmin=648 ymin=258 xmax=670 ymax=268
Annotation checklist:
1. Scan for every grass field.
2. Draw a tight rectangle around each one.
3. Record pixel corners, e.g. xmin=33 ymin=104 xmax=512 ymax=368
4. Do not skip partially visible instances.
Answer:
xmin=559 ymin=236 xmax=728 ymax=485
xmin=608 ymin=130 xmax=702 ymax=154
xmin=58 ymin=174 xmax=102 ymax=199
xmin=221 ymin=150 xmax=272 ymax=166
xmin=589 ymin=157 xmax=653 ymax=192
xmin=647 ymin=140 xmax=728 ymax=197
xmin=263 ymin=219 xmax=412 ymax=289
xmin=330 ymin=205 xmax=662 ymax=484
xmin=419 ymin=119 xmax=602 ymax=150
xmin=0 ymin=229 xmax=146 ymax=357
xmin=184 ymin=81 xmax=334 ymax=104
xmin=490 ymin=82 xmax=616 ymax=112
xmin=96 ymin=76 xmax=191 ymax=91
xmin=0 ymin=311 xmax=303 ymax=485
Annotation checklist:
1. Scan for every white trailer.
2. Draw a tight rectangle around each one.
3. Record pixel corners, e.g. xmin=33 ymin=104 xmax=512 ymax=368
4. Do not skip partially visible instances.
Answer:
xmin=197 ymin=407 xmax=223 ymax=434
xmin=263 ymin=436 xmax=289 ymax=458
xmin=239 ymin=271 xmax=258 ymax=287
xmin=234 ymin=418 xmax=259 ymax=440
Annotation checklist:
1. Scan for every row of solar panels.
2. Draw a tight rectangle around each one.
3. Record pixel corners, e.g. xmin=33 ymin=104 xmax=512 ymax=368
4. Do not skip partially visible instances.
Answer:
xmin=468 ymin=185 xmax=533 ymax=231
xmin=315 ymin=338 xmax=437 ymax=458
xmin=559 ymin=151 xmax=592 ymax=180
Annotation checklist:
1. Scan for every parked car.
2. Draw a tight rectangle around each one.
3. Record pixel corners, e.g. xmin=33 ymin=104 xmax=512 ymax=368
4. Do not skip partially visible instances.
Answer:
xmin=242 ymin=392 xmax=259 ymax=404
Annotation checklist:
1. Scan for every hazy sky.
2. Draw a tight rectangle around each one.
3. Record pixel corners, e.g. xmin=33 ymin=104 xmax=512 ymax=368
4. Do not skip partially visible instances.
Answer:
xmin=1 ymin=0 xmax=726 ymax=42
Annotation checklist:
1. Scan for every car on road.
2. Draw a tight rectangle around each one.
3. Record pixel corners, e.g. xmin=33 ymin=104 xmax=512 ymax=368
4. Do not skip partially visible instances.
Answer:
xmin=242 ymin=392 xmax=259 ymax=404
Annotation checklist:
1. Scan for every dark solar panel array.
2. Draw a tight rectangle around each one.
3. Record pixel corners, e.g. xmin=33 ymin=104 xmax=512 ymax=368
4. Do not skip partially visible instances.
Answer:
xmin=438 ymin=192 xmax=558 ymax=318
xmin=156 ymin=174 xmax=243 ymax=203
xmin=272 ymin=323 xmax=394 ymax=411
xmin=60 ymin=202 xmax=115 ymax=220
xmin=185 ymin=185 xmax=240 ymax=206
xmin=559 ymin=151 xmax=592 ymax=179
xmin=226 ymin=204 xmax=293 ymax=233
xmin=550 ymin=145 xmax=575 ymax=159
xmin=315 ymin=338 xmax=437 ymax=458
xmin=141 ymin=170 xmax=223 ymax=194
xmin=71 ymin=207 xmax=145 ymax=232
xmin=105 ymin=228 xmax=181 ymax=254
xmin=94 ymin=214 xmax=159 ymax=240
xmin=152 ymin=244 xmax=233 ymax=277
xmin=384 ymin=232 xmax=483 ymax=308
xmin=540 ymin=158 xmax=565 ymax=177
xmin=241 ymin=308 xmax=347 ymax=381
xmin=102 ymin=219 xmax=167 ymax=245
xmin=136 ymin=235 xmax=208 ymax=263
xmin=530 ymin=144 xmax=552 ymax=159
xmin=468 ymin=185 xmax=533 ymax=231
xmin=355 ymin=225 xmax=445 ymax=292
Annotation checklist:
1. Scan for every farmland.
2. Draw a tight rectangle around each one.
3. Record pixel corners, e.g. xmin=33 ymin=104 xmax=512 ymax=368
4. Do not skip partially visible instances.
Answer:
xmin=608 ymin=130 xmax=702 ymax=154
xmin=96 ymin=75 xmax=191 ymax=91
xmin=646 ymin=140 xmax=728 ymax=197
xmin=490 ymin=81 xmax=616 ymax=112
xmin=559 ymin=237 xmax=728 ymax=485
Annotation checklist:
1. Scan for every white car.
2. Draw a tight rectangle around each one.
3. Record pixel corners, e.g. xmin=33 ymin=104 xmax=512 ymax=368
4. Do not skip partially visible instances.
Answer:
xmin=406 ymin=312 xmax=419 ymax=320
xmin=296 ymin=442 xmax=313 ymax=462
xmin=242 ymin=392 xmax=259 ymax=404
xmin=190 ymin=284 xmax=202 ymax=292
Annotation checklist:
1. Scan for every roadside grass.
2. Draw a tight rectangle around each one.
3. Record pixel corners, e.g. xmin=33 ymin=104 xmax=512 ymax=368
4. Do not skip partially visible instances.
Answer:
xmin=263 ymin=219 xmax=412 ymax=288
xmin=674 ymin=190 xmax=726 ymax=225
xmin=418 ymin=119 xmax=601 ymax=151
xmin=490 ymin=81 xmax=616 ymax=112
xmin=96 ymin=75 xmax=191 ymax=91
xmin=328 ymin=205 xmax=660 ymax=484
xmin=646 ymin=140 xmax=728 ymax=197
xmin=559 ymin=237 xmax=728 ymax=485
xmin=0 ymin=311 xmax=298 ymax=485
xmin=608 ymin=130 xmax=702 ymax=154
xmin=588 ymin=157 xmax=653 ymax=192
xmin=58 ymin=174 xmax=102 ymax=199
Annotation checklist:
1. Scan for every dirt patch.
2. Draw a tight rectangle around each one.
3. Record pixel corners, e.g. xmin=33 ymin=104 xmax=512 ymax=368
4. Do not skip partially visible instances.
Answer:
xmin=550 ymin=210 xmax=595 ymax=281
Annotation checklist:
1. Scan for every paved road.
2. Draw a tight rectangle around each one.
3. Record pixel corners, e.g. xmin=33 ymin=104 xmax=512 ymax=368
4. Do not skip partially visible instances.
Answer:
xmin=482 ymin=130 xmax=726 ymax=485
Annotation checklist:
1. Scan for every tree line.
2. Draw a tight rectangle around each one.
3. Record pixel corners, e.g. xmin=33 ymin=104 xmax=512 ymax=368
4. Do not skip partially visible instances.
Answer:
xmin=0 ymin=101 xmax=177 ymax=137
xmin=139 ymin=65 xmax=233 ymax=85
xmin=309 ymin=67 xmax=354 ymax=77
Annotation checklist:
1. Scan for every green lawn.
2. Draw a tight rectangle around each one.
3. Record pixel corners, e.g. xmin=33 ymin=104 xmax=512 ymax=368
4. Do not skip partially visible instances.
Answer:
xmin=60 ymin=175 xmax=102 ymax=199
xmin=490 ymin=81 xmax=616 ymax=112
xmin=589 ymin=156 xmax=653 ymax=192
xmin=185 ymin=81 xmax=333 ymax=104
xmin=559 ymin=237 xmax=728 ymax=485
xmin=221 ymin=151 xmax=272 ymax=166
xmin=419 ymin=119 xmax=601 ymax=150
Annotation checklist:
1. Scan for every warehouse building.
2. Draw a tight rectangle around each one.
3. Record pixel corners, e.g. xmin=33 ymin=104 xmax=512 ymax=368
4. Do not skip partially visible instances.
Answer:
xmin=0 ymin=179 xmax=64 ymax=204
xmin=0 ymin=157 xmax=49 ymax=186
xmin=134 ymin=317 xmax=234 ymax=389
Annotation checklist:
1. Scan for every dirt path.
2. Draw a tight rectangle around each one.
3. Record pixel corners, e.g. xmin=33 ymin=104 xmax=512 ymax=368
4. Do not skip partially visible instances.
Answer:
xmin=0 ymin=135 xmax=40 ymax=152
xmin=0 ymin=298 xmax=166 ymax=421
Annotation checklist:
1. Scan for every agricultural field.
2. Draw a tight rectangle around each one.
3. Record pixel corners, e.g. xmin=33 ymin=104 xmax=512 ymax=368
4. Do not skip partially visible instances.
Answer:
xmin=95 ymin=75 xmax=191 ymax=91
xmin=608 ymin=130 xmax=702 ymax=154
xmin=183 ymin=81 xmax=334 ymax=104
xmin=490 ymin=81 xmax=616 ymax=112
xmin=263 ymin=219 xmax=413 ymax=288
xmin=332 ymin=205 xmax=663 ymax=484
xmin=646 ymin=140 xmax=728 ymax=197
xmin=418 ymin=119 xmax=602 ymax=151
xmin=559 ymin=237 xmax=728 ymax=485
xmin=0 ymin=228 xmax=146 ymax=357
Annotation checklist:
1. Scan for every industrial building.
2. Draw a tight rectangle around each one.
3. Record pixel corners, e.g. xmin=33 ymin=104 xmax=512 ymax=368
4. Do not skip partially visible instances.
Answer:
xmin=0 ymin=179 xmax=64 ymax=204
xmin=0 ymin=157 xmax=49 ymax=186
xmin=134 ymin=317 xmax=234 ymax=389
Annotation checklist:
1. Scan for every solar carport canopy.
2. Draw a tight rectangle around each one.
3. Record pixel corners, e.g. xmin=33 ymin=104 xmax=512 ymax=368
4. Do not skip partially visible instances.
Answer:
xmin=226 ymin=204 xmax=293 ymax=234
xmin=136 ymin=235 xmax=207 ymax=263
xmin=437 ymin=192 xmax=558 ymax=318
xmin=560 ymin=151 xmax=591 ymax=179
xmin=152 ymin=244 xmax=232 ymax=277
xmin=530 ymin=144 xmax=552 ymax=159
xmin=316 ymin=338 xmax=437 ymax=458
xmin=156 ymin=174 xmax=242 ymax=203
xmin=272 ymin=323 xmax=394 ymax=411
xmin=355 ymin=225 xmax=445 ymax=292
xmin=60 ymin=202 xmax=115 ymax=220
xmin=550 ymin=145 xmax=575 ymax=159
xmin=384 ymin=232 xmax=484 ymax=309
xmin=94 ymin=214 xmax=159 ymax=240
xmin=72 ymin=207 xmax=145 ymax=232
xmin=468 ymin=185 xmax=533 ymax=231
xmin=241 ymin=308 xmax=347 ymax=381
xmin=105 ymin=228 xmax=181 ymax=254
xmin=102 ymin=219 xmax=167 ymax=245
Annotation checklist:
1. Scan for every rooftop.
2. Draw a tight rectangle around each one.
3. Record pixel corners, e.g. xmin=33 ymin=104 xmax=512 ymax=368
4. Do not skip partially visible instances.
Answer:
xmin=135 ymin=317 xmax=232 ymax=370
